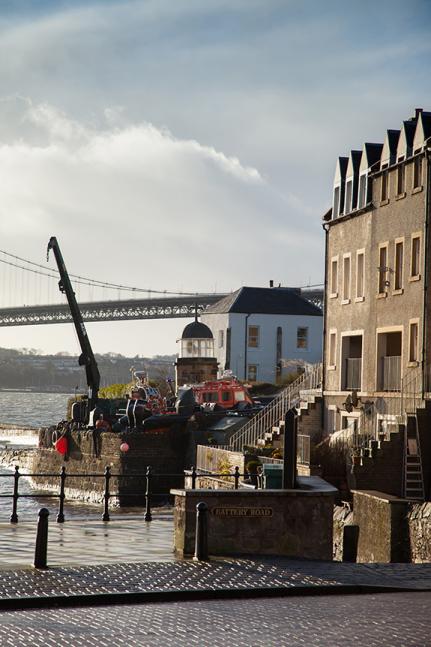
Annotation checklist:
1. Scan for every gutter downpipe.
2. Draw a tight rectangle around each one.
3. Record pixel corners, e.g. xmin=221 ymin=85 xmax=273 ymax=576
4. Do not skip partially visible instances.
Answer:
xmin=421 ymin=144 xmax=431 ymax=397
xmin=244 ymin=314 xmax=251 ymax=381
xmin=321 ymin=221 xmax=329 ymax=430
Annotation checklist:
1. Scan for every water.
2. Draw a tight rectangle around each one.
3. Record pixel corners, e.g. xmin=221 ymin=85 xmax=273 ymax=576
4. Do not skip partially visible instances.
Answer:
xmin=0 ymin=391 xmax=72 ymax=427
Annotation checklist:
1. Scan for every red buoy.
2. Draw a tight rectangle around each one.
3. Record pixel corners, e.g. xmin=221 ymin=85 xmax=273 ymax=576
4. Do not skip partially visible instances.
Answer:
xmin=55 ymin=436 xmax=68 ymax=455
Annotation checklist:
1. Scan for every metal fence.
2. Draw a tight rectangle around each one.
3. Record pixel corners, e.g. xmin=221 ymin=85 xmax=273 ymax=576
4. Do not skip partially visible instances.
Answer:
xmin=229 ymin=362 xmax=322 ymax=451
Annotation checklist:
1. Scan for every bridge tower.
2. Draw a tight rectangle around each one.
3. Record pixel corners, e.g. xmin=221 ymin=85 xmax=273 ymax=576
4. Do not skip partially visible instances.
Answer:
xmin=175 ymin=317 xmax=218 ymax=389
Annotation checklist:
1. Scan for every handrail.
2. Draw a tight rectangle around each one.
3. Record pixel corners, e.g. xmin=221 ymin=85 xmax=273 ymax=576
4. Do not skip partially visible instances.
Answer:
xmin=229 ymin=363 xmax=322 ymax=451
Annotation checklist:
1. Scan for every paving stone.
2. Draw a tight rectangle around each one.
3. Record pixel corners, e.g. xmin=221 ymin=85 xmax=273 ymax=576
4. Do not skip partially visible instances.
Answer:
xmin=0 ymin=592 xmax=430 ymax=646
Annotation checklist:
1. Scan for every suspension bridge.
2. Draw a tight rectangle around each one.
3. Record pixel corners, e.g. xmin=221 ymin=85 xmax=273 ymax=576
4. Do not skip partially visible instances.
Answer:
xmin=0 ymin=248 xmax=323 ymax=327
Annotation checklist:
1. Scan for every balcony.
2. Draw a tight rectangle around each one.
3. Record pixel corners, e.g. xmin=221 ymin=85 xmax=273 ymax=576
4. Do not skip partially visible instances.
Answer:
xmin=381 ymin=355 xmax=401 ymax=392
xmin=344 ymin=358 xmax=362 ymax=390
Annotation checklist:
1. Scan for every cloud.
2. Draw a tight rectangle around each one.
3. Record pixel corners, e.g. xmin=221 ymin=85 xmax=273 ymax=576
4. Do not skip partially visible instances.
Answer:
xmin=0 ymin=98 xmax=317 ymax=300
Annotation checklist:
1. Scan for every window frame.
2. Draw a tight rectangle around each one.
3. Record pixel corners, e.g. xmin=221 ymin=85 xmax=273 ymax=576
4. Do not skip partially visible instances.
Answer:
xmin=408 ymin=318 xmax=419 ymax=365
xmin=296 ymin=326 xmax=309 ymax=350
xmin=247 ymin=364 xmax=258 ymax=382
xmin=355 ymin=249 xmax=365 ymax=302
xmin=247 ymin=325 xmax=260 ymax=348
xmin=328 ymin=329 xmax=337 ymax=370
xmin=393 ymin=237 xmax=404 ymax=294
xmin=380 ymin=165 xmax=389 ymax=203
xmin=377 ymin=242 xmax=389 ymax=296
xmin=218 ymin=330 xmax=224 ymax=349
xmin=413 ymin=153 xmax=423 ymax=191
xmin=342 ymin=252 xmax=351 ymax=304
xmin=396 ymin=162 xmax=406 ymax=197
xmin=329 ymin=255 xmax=339 ymax=298
xmin=410 ymin=232 xmax=422 ymax=281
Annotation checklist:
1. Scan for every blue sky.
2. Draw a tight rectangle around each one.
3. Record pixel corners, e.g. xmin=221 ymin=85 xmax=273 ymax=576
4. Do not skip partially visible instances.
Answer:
xmin=0 ymin=0 xmax=430 ymax=356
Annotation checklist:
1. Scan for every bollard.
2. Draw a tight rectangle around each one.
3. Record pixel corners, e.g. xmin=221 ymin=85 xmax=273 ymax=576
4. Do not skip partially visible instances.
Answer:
xmin=144 ymin=465 xmax=152 ymax=522
xmin=234 ymin=466 xmax=240 ymax=489
xmin=10 ymin=465 xmax=20 ymax=524
xmin=57 ymin=466 xmax=66 ymax=523
xmin=191 ymin=466 xmax=197 ymax=490
xmin=342 ymin=524 xmax=359 ymax=562
xmin=193 ymin=502 xmax=209 ymax=561
xmin=102 ymin=465 xmax=111 ymax=522
xmin=34 ymin=508 xmax=50 ymax=569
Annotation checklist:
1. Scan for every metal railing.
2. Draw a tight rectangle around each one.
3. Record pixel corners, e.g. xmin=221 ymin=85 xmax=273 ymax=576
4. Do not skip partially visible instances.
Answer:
xmin=0 ymin=464 xmax=258 ymax=523
xmin=228 ymin=362 xmax=322 ymax=451
xmin=344 ymin=358 xmax=362 ymax=390
xmin=332 ymin=363 xmax=426 ymax=453
xmin=381 ymin=355 xmax=401 ymax=392
xmin=297 ymin=434 xmax=310 ymax=466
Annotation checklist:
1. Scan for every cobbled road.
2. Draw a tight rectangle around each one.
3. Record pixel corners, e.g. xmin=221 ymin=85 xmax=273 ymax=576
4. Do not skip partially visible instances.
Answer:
xmin=0 ymin=591 xmax=430 ymax=646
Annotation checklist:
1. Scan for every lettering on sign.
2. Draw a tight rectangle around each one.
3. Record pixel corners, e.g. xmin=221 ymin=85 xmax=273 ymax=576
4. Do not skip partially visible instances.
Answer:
xmin=211 ymin=507 xmax=273 ymax=518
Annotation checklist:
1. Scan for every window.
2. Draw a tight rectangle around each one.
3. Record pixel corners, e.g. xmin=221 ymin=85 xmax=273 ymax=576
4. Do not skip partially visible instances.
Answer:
xmin=394 ymin=239 xmax=404 ymax=291
xmin=333 ymin=186 xmax=340 ymax=219
xmin=411 ymin=234 xmax=421 ymax=279
xmin=330 ymin=257 xmax=338 ymax=297
xmin=409 ymin=321 xmax=419 ymax=363
xmin=358 ymin=173 xmax=367 ymax=208
xmin=342 ymin=254 xmax=351 ymax=302
xmin=221 ymin=391 xmax=230 ymax=402
xmin=413 ymin=155 xmax=423 ymax=189
xmin=381 ymin=169 xmax=389 ymax=202
xmin=345 ymin=180 xmax=352 ymax=214
xmin=356 ymin=250 xmax=365 ymax=299
xmin=247 ymin=325 xmax=259 ymax=348
xmin=297 ymin=327 xmax=308 ymax=349
xmin=328 ymin=330 xmax=337 ymax=368
xmin=378 ymin=244 xmax=388 ymax=294
xmin=247 ymin=364 xmax=257 ymax=381
xmin=218 ymin=330 xmax=224 ymax=348
xmin=397 ymin=164 xmax=405 ymax=195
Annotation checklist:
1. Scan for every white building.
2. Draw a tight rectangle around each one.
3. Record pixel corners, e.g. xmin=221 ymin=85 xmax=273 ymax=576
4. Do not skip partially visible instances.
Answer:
xmin=201 ymin=287 xmax=323 ymax=384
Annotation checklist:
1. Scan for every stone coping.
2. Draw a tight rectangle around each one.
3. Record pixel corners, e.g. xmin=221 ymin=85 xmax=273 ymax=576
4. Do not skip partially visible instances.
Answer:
xmin=172 ymin=476 xmax=338 ymax=498
xmin=351 ymin=490 xmax=408 ymax=505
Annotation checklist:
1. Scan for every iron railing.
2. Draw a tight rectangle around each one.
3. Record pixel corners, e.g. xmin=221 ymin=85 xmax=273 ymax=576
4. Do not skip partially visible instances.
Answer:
xmin=228 ymin=362 xmax=322 ymax=451
xmin=297 ymin=434 xmax=310 ymax=466
xmin=344 ymin=358 xmax=362 ymax=391
xmin=381 ymin=355 xmax=401 ymax=392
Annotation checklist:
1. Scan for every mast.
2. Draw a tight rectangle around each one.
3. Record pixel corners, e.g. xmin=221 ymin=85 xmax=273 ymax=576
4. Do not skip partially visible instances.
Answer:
xmin=47 ymin=236 xmax=100 ymax=417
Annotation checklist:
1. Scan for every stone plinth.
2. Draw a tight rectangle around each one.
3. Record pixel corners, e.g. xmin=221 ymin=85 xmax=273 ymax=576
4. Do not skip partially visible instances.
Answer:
xmin=352 ymin=490 xmax=408 ymax=563
xmin=172 ymin=476 xmax=337 ymax=560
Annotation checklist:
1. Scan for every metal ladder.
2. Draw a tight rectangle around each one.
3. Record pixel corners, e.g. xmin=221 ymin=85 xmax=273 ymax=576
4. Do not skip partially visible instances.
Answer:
xmin=403 ymin=415 xmax=425 ymax=501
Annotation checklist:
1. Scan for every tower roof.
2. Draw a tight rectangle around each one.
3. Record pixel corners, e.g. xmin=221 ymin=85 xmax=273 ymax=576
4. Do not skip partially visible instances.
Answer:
xmin=181 ymin=320 xmax=213 ymax=339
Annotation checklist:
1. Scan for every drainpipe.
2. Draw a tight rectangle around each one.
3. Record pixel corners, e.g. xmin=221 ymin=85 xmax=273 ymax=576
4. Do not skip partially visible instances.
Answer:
xmin=422 ymin=143 xmax=431 ymax=396
xmin=321 ymin=221 xmax=330 ymax=429
xmin=244 ymin=314 xmax=251 ymax=381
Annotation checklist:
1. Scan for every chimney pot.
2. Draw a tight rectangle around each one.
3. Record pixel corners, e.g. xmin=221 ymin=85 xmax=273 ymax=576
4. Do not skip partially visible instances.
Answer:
xmin=269 ymin=280 xmax=274 ymax=288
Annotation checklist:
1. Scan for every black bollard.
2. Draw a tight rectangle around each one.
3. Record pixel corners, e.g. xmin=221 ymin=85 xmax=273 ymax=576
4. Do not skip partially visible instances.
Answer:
xmin=342 ymin=524 xmax=359 ymax=562
xmin=283 ymin=409 xmax=297 ymax=489
xmin=10 ymin=465 xmax=20 ymax=524
xmin=102 ymin=466 xmax=111 ymax=522
xmin=34 ymin=508 xmax=50 ymax=569
xmin=57 ymin=466 xmax=66 ymax=523
xmin=234 ymin=466 xmax=240 ymax=489
xmin=191 ymin=466 xmax=197 ymax=490
xmin=144 ymin=465 xmax=152 ymax=522
xmin=193 ymin=502 xmax=209 ymax=561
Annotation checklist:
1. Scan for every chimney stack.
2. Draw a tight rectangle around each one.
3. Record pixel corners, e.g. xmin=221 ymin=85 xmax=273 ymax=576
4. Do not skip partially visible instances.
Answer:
xmin=415 ymin=108 xmax=423 ymax=120
xmin=269 ymin=280 xmax=274 ymax=288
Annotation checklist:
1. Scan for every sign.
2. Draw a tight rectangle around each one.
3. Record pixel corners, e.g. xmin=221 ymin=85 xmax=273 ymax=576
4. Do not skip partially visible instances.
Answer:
xmin=211 ymin=506 xmax=273 ymax=518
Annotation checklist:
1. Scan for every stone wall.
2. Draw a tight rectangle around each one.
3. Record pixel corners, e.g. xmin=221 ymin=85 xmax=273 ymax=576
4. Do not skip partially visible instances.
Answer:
xmin=349 ymin=431 xmax=403 ymax=497
xmin=33 ymin=425 xmax=192 ymax=504
xmin=332 ymin=502 xmax=353 ymax=561
xmin=406 ymin=502 xmax=431 ymax=562
xmin=173 ymin=476 xmax=336 ymax=559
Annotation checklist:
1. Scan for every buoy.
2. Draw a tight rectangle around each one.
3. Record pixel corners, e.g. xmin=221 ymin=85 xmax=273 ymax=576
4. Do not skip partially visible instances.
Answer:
xmin=120 ymin=442 xmax=129 ymax=452
xmin=55 ymin=436 xmax=68 ymax=455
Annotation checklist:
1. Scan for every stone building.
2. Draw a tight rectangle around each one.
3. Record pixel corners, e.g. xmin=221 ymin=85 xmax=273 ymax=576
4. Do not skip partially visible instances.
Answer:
xmin=323 ymin=108 xmax=431 ymax=499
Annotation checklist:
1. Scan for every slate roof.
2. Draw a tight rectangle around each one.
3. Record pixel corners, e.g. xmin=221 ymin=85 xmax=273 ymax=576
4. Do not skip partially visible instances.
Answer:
xmin=205 ymin=287 xmax=322 ymax=317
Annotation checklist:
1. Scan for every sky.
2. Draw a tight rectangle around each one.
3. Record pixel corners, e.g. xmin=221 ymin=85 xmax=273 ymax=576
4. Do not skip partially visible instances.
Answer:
xmin=0 ymin=0 xmax=430 ymax=358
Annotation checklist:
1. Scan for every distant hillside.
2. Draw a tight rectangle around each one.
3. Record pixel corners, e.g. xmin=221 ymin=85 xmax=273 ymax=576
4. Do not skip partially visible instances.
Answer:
xmin=0 ymin=348 xmax=176 ymax=392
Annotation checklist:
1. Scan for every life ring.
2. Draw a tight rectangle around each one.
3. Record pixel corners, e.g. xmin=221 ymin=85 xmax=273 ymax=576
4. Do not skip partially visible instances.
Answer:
xmin=52 ymin=429 xmax=68 ymax=455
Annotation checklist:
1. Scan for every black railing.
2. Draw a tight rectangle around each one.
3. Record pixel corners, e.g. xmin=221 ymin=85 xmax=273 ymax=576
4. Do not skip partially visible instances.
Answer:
xmin=0 ymin=465 xmax=249 ymax=523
